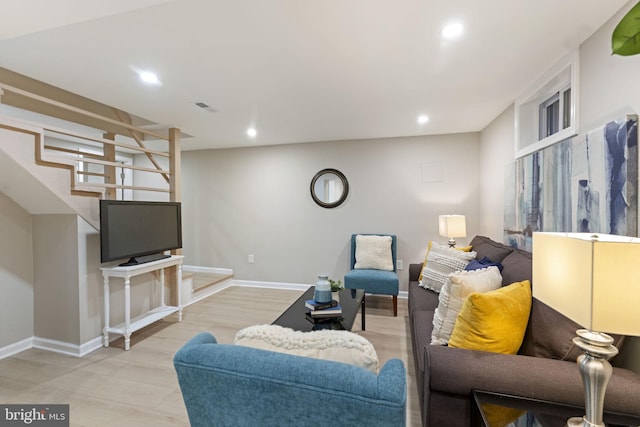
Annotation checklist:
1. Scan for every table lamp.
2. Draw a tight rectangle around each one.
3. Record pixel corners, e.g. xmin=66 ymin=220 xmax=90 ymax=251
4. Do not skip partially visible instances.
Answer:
xmin=439 ymin=214 xmax=466 ymax=247
xmin=532 ymin=232 xmax=640 ymax=427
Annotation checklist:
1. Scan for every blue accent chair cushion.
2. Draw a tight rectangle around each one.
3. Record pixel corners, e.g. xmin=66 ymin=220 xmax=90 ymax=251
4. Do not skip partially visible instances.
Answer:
xmin=174 ymin=332 xmax=407 ymax=427
xmin=344 ymin=234 xmax=399 ymax=316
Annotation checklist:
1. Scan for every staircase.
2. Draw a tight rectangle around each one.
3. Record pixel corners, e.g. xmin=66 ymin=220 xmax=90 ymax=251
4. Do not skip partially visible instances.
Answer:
xmin=0 ymin=78 xmax=182 ymax=225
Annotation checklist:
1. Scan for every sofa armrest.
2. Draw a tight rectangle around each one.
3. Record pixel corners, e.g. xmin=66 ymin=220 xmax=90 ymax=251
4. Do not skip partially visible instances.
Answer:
xmin=409 ymin=263 xmax=422 ymax=282
xmin=425 ymin=344 xmax=640 ymax=415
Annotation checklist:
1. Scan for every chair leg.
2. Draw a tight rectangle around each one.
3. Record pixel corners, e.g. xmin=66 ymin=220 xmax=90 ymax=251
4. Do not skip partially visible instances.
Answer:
xmin=392 ymin=295 xmax=397 ymax=317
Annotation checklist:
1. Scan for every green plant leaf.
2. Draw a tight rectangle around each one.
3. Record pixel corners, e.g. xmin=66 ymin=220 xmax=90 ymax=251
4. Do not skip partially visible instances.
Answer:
xmin=612 ymin=2 xmax=640 ymax=56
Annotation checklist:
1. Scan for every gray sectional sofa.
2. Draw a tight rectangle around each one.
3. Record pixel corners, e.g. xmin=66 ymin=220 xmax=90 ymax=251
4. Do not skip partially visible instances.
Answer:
xmin=408 ymin=235 xmax=640 ymax=427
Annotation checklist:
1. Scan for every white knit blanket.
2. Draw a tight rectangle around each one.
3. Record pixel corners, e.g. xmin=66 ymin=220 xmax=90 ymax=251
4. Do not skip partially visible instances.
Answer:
xmin=234 ymin=324 xmax=379 ymax=373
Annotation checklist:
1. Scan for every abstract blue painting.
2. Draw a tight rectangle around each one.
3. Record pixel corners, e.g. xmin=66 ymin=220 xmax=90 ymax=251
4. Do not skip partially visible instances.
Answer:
xmin=504 ymin=115 xmax=638 ymax=251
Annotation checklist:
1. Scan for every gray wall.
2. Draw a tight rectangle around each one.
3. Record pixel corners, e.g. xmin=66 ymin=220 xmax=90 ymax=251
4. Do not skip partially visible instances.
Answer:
xmin=33 ymin=215 xmax=80 ymax=343
xmin=0 ymin=192 xmax=33 ymax=347
xmin=181 ymin=133 xmax=481 ymax=290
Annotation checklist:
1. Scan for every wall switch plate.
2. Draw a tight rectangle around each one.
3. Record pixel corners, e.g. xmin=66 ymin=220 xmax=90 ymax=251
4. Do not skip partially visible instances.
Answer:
xmin=397 ymin=260 xmax=403 ymax=270
xmin=248 ymin=254 xmax=254 ymax=263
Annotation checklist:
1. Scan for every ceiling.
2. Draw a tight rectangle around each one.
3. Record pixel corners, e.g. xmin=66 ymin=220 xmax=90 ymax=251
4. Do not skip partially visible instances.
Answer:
xmin=0 ymin=0 xmax=630 ymax=151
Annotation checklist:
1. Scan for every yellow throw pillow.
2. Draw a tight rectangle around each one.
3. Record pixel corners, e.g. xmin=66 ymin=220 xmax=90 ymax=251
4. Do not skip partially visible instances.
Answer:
xmin=418 ymin=241 xmax=434 ymax=281
xmin=448 ymin=280 xmax=532 ymax=354
xmin=481 ymin=403 xmax=525 ymax=427
xmin=418 ymin=242 xmax=474 ymax=282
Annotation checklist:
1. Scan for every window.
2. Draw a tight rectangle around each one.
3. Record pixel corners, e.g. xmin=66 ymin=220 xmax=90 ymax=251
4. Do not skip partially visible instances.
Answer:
xmin=514 ymin=49 xmax=578 ymax=158
xmin=538 ymin=84 xmax=571 ymax=139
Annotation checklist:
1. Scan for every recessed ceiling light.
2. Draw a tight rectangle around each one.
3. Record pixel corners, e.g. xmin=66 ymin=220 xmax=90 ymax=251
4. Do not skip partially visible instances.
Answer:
xmin=138 ymin=70 xmax=162 ymax=86
xmin=442 ymin=22 xmax=464 ymax=39
xmin=418 ymin=115 xmax=430 ymax=125
xmin=247 ymin=128 xmax=257 ymax=138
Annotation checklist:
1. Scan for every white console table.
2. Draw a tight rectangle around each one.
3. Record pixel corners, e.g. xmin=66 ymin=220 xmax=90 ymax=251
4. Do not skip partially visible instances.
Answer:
xmin=100 ymin=255 xmax=183 ymax=350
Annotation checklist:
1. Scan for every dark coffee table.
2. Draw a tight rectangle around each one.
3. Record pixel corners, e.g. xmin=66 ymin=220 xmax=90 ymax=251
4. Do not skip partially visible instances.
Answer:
xmin=272 ymin=287 xmax=365 ymax=331
xmin=472 ymin=390 xmax=640 ymax=427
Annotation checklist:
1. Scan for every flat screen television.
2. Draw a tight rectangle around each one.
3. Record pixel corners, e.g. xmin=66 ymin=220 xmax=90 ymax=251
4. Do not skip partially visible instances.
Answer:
xmin=99 ymin=200 xmax=182 ymax=266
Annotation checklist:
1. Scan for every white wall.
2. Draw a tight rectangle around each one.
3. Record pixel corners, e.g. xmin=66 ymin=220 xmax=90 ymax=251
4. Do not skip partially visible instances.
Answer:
xmin=479 ymin=105 xmax=515 ymax=240
xmin=181 ymin=133 xmax=481 ymax=290
xmin=479 ymin=0 xmax=640 ymax=373
xmin=579 ymin=1 xmax=640 ymax=131
xmin=0 ymin=192 xmax=33 ymax=348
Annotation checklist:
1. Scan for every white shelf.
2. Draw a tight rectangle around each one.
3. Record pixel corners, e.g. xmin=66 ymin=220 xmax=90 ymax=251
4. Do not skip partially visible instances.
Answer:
xmin=105 ymin=305 xmax=180 ymax=335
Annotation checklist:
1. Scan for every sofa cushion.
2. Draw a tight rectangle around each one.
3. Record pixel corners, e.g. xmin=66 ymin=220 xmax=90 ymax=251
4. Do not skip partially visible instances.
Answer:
xmin=470 ymin=235 xmax=514 ymax=262
xmin=499 ymin=248 xmax=532 ymax=287
xmin=234 ymin=324 xmax=379 ymax=373
xmin=449 ymin=280 xmax=532 ymax=354
xmin=431 ymin=267 xmax=503 ymax=345
xmin=419 ymin=242 xmax=477 ymax=293
xmin=520 ymin=299 xmax=626 ymax=361
xmin=412 ymin=309 xmax=435 ymax=373
xmin=354 ymin=234 xmax=393 ymax=271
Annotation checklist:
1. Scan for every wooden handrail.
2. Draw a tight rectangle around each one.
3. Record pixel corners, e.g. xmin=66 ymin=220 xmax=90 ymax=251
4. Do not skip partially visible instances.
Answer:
xmin=43 ymin=126 xmax=169 ymax=157
xmin=0 ymin=82 xmax=169 ymax=141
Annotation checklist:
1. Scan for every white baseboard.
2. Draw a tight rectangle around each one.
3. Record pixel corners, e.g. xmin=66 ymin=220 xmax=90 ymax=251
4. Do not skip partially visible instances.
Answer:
xmin=32 ymin=336 xmax=103 ymax=358
xmin=183 ymin=265 xmax=233 ymax=275
xmin=0 ymin=337 xmax=33 ymax=360
xmin=1 ymin=335 xmax=104 ymax=360
xmin=232 ymin=280 xmax=408 ymax=299
xmin=231 ymin=279 xmax=310 ymax=291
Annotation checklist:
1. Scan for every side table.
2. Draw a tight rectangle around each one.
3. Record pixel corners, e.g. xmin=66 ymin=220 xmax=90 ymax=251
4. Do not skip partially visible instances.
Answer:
xmin=100 ymin=255 xmax=183 ymax=350
xmin=472 ymin=390 xmax=640 ymax=427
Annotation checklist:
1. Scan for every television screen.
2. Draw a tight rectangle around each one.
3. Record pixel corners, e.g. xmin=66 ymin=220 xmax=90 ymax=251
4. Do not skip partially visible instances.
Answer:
xmin=100 ymin=200 xmax=182 ymax=265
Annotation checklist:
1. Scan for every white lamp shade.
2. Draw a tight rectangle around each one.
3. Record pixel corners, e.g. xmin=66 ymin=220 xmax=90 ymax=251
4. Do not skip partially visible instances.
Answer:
xmin=439 ymin=215 xmax=466 ymax=239
xmin=532 ymin=232 xmax=640 ymax=336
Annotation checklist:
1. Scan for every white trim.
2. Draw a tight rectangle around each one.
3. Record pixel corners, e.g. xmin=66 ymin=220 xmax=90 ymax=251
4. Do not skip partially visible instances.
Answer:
xmin=78 ymin=336 xmax=105 ymax=357
xmin=186 ymin=280 xmax=235 ymax=306
xmin=514 ymin=48 xmax=579 ymax=159
xmin=230 ymin=280 xmax=409 ymax=299
xmin=0 ymin=337 xmax=33 ymax=360
xmin=183 ymin=265 xmax=233 ymax=275
xmin=231 ymin=279 xmax=311 ymax=291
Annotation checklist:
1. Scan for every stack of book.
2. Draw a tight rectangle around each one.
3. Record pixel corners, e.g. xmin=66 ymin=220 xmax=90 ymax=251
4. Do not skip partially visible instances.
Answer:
xmin=305 ymin=299 xmax=342 ymax=319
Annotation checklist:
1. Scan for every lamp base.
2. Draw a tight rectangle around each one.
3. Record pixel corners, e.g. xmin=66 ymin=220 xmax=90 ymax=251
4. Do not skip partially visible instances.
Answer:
xmin=566 ymin=329 xmax=619 ymax=427
xmin=566 ymin=415 xmax=603 ymax=427
xmin=447 ymin=238 xmax=456 ymax=247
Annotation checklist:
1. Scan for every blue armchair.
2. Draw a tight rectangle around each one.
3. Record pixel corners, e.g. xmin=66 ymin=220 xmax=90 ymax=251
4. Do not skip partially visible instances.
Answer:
xmin=173 ymin=332 xmax=407 ymax=427
xmin=344 ymin=234 xmax=399 ymax=320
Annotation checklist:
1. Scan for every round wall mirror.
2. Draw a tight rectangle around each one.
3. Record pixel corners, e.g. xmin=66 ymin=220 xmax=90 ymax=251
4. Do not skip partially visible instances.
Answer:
xmin=310 ymin=168 xmax=349 ymax=208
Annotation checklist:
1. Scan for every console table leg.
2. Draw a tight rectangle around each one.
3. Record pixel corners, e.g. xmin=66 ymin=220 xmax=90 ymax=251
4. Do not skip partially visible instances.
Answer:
xmin=177 ymin=263 xmax=183 ymax=322
xmin=124 ymin=278 xmax=131 ymax=351
xmin=103 ymin=275 xmax=110 ymax=347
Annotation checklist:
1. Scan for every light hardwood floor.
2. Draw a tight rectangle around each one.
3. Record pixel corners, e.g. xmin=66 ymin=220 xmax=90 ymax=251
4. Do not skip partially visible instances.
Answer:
xmin=0 ymin=286 xmax=421 ymax=426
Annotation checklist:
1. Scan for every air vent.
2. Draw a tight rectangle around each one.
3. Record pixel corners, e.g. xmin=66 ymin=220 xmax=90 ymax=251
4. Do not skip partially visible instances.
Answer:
xmin=193 ymin=102 xmax=217 ymax=113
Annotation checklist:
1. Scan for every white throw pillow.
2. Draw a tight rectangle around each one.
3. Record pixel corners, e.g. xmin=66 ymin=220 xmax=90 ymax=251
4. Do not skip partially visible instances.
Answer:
xmin=234 ymin=324 xmax=379 ymax=373
xmin=353 ymin=234 xmax=393 ymax=271
xmin=430 ymin=266 xmax=502 ymax=345
xmin=419 ymin=242 xmax=476 ymax=293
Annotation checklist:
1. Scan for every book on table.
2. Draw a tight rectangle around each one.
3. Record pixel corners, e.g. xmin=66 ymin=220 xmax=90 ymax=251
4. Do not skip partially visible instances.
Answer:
xmin=308 ymin=304 xmax=342 ymax=318
xmin=305 ymin=299 xmax=339 ymax=311
xmin=305 ymin=313 xmax=339 ymax=324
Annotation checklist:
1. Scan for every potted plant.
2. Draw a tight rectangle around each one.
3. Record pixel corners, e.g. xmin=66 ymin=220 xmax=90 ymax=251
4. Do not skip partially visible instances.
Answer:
xmin=329 ymin=278 xmax=344 ymax=292
xmin=612 ymin=2 xmax=640 ymax=56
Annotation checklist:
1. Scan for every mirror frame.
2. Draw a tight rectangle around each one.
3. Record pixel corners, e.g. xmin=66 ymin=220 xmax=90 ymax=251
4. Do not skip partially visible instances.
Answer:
xmin=310 ymin=168 xmax=349 ymax=209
